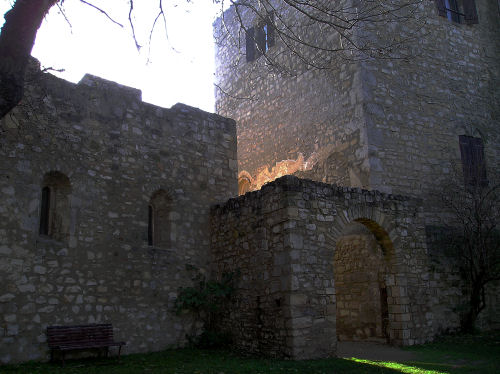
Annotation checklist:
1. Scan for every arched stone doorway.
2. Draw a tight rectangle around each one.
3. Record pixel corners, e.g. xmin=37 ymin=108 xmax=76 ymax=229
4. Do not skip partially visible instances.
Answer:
xmin=334 ymin=220 xmax=390 ymax=342
xmin=327 ymin=207 xmax=406 ymax=346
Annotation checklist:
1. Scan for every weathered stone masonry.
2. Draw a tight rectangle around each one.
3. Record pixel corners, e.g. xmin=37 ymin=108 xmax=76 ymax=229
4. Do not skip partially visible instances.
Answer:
xmin=214 ymin=0 xmax=500 ymax=337
xmin=211 ymin=176 xmax=434 ymax=359
xmin=0 ymin=62 xmax=237 ymax=364
xmin=1 ymin=0 xmax=499 ymax=364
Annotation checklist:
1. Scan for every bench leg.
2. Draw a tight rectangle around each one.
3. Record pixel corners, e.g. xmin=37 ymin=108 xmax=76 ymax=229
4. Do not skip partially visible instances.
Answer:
xmin=118 ymin=345 xmax=122 ymax=363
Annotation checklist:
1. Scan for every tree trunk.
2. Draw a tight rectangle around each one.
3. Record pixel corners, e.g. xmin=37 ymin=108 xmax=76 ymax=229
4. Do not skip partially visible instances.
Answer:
xmin=0 ymin=0 xmax=58 ymax=119
xmin=462 ymin=282 xmax=485 ymax=333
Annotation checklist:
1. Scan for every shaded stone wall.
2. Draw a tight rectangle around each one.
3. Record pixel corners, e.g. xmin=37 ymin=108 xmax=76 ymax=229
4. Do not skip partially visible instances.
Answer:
xmin=210 ymin=184 xmax=291 ymax=358
xmin=0 ymin=63 xmax=237 ymax=364
xmin=211 ymin=176 xmax=434 ymax=359
xmin=426 ymin=227 xmax=500 ymax=334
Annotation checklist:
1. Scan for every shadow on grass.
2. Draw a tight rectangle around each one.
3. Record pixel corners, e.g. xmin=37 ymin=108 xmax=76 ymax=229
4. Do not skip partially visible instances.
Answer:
xmin=1 ymin=332 xmax=499 ymax=374
xmin=0 ymin=352 xmax=412 ymax=374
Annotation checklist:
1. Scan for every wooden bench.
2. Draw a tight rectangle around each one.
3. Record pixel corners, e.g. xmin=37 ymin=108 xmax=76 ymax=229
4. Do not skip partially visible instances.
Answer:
xmin=47 ymin=323 xmax=125 ymax=364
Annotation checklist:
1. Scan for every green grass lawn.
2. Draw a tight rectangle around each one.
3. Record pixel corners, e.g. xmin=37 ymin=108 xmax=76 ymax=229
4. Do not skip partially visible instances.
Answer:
xmin=1 ymin=332 xmax=498 ymax=374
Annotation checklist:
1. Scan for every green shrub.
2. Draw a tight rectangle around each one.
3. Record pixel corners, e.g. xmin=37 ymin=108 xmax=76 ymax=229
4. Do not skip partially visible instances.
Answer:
xmin=175 ymin=270 xmax=239 ymax=348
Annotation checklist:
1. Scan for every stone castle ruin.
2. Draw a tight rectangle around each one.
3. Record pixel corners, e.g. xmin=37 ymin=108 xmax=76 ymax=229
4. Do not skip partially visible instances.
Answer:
xmin=213 ymin=0 xmax=499 ymax=354
xmin=1 ymin=0 xmax=499 ymax=364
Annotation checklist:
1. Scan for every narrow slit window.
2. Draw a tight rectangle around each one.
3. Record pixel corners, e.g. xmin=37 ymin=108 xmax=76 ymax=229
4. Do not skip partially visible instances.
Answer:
xmin=148 ymin=205 xmax=153 ymax=246
xmin=39 ymin=171 xmax=71 ymax=241
xmin=39 ymin=186 xmax=50 ymax=235
xmin=148 ymin=190 xmax=173 ymax=248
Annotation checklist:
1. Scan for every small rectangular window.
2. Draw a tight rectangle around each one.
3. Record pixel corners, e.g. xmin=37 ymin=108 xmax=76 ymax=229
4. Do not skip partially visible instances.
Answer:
xmin=39 ymin=187 xmax=50 ymax=235
xmin=459 ymin=135 xmax=488 ymax=187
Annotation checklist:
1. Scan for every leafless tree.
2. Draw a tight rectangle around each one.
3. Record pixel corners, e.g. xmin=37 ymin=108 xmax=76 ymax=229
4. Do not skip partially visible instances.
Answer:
xmin=440 ymin=164 xmax=500 ymax=332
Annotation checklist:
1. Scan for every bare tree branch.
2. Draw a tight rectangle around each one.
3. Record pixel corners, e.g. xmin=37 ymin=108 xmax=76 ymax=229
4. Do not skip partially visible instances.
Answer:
xmin=128 ymin=0 xmax=141 ymax=50
xmin=78 ymin=0 xmax=124 ymax=28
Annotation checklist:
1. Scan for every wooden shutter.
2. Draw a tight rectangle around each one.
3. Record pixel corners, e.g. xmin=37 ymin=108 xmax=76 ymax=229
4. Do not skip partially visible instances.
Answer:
xmin=256 ymin=25 xmax=266 ymax=55
xmin=246 ymin=27 xmax=256 ymax=62
xmin=435 ymin=0 xmax=447 ymax=17
xmin=463 ymin=0 xmax=478 ymax=24
xmin=459 ymin=135 xmax=487 ymax=187
xmin=267 ymin=12 xmax=275 ymax=48
xmin=471 ymin=137 xmax=488 ymax=186
xmin=39 ymin=186 xmax=50 ymax=235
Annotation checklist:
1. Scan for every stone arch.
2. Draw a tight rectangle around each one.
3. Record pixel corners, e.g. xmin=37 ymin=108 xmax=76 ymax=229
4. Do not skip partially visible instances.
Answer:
xmin=39 ymin=171 xmax=72 ymax=242
xmin=330 ymin=208 xmax=404 ymax=344
xmin=143 ymin=184 xmax=177 ymax=202
xmin=238 ymin=171 xmax=253 ymax=195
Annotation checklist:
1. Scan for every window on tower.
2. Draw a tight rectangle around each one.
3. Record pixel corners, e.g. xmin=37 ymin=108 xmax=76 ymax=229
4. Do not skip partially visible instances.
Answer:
xmin=246 ymin=12 xmax=275 ymax=62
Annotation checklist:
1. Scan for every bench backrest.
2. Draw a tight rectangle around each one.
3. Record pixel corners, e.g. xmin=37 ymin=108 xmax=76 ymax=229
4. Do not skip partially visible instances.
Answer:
xmin=47 ymin=324 xmax=115 ymax=348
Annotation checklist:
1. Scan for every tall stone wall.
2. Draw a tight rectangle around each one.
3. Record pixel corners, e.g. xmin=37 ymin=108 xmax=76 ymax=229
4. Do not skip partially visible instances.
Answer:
xmin=211 ymin=176 xmax=434 ymax=359
xmin=0 ymin=63 xmax=237 ymax=364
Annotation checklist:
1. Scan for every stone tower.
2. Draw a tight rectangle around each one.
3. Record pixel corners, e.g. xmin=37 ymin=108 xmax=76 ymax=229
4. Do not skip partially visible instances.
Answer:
xmin=214 ymin=0 xmax=500 ymax=347
xmin=214 ymin=0 xmax=500 ymax=202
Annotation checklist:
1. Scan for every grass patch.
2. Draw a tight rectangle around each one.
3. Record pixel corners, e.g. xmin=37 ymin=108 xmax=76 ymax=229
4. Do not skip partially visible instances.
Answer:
xmin=402 ymin=331 xmax=500 ymax=374
xmin=1 ymin=332 xmax=498 ymax=374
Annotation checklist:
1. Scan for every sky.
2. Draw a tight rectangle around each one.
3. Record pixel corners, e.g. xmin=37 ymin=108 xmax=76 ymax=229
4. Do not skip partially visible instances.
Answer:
xmin=0 ymin=0 xmax=225 ymax=112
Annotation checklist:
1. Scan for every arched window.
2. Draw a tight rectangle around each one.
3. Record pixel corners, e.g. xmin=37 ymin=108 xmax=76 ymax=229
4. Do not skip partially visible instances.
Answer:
xmin=238 ymin=171 xmax=254 ymax=196
xmin=148 ymin=190 xmax=173 ymax=248
xmin=39 ymin=171 xmax=71 ymax=241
